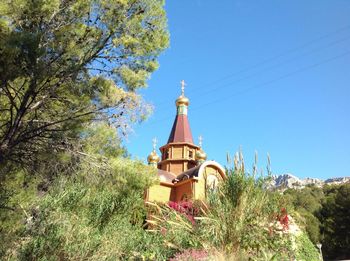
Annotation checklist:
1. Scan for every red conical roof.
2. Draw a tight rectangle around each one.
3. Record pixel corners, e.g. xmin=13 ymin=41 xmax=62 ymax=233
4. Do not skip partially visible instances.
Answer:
xmin=167 ymin=114 xmax=194 ymax=144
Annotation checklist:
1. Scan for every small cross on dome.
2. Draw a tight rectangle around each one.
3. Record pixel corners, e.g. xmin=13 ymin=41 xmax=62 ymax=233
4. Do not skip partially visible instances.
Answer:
xmin=198 ymin=135 xmax=203 ymax=148
xmin=180 ymin=80 xmax=186 ymax=96
xmin=152 ymin=137 xmax=158 ymax=151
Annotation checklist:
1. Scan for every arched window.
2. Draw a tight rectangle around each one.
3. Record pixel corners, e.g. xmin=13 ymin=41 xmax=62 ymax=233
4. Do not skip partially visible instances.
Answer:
xmin=206 ymin=174 xmax=219 ymax=191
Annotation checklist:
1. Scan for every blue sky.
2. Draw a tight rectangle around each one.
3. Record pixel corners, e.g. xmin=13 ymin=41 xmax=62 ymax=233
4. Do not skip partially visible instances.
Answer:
xmin=126 ymin=0 xmax=350 ymax=180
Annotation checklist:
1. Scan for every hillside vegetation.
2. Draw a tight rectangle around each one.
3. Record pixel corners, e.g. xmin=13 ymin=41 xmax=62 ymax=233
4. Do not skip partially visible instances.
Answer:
xmin=0 ymin=1 xmax=346 ymax=260
xmin=1 ymin=149 xmax=321 ymax=260
xmin=284 ymin=183 xmax=350 ymax=260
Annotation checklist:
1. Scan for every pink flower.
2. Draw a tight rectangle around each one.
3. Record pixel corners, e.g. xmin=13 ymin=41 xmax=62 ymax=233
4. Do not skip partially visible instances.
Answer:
xmin=168 ymin=201 xmax=199 ymax=226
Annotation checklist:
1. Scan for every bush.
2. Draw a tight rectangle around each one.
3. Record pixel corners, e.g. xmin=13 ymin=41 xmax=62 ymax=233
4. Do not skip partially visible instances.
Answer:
xmin=318 ymin=184 xmax=350 ymax=260
xmin=2 ymin=151 xmax=322 ymax=260
xmin=198 ymin=169 xmax=293 ymax=259
xmin=283 ymin=186 xmax=322 ymax=244
xmin=149 ymin=168 xmax=295 ymax=260
xmin=295 ymin=232 xmax=320 ymax=261
xmin=3 ymin=158 xmax=179 ymax=260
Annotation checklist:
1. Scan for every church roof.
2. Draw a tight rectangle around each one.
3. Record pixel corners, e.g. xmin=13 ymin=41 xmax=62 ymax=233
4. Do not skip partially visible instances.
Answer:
xmin=167 ymin=114 xmax=194 ymax=144
xmin=158 ymin=169 xmax=177 ymax=184
xmin=172 ymin=165 xmax=201 ymax=183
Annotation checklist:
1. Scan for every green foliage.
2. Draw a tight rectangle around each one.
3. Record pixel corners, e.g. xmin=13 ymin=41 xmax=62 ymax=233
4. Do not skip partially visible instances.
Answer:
xmin=294 ymin=232 xmax=320 ymax=261
xmin=2 ymin=147 xmax=338 ymax=260
xmin=0 ymin=0 xmax=169 ymax=170
xmin=149 ymin=168 xmax=294 ymax=260
xmin=284 ymin=186 xmax=322 ymax=244
xmin=284 ymin=183 xmax=350 ymax=260
xmin=2 ymin=157 xmax=169 ymax=260
xmin=0 ymin=120 xmax=173 ymax=260
xmin=0 ymin=171 xmax=42 ymax=257
xmin=297 ymin=209 xmax=320 ymax=244
xmin=199 ymin=169 xmax=293 ymax=259
xmin=147 ymin=201 xmax=203 ymax=252
xmin=318 ymin=183 xmax=350 ymax=260
xmin=285 ymin=185 xmax=323 ymax=213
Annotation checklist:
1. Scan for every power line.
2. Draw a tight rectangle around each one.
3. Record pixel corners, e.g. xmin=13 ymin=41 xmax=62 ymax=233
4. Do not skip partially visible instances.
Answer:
xmin=187 ymin=35 xmax=350 ymax=100
xmin=187 ymin=24 xmax=350 ymax=95
xmin=153 ymin=24 xmax=350 ymax=108
xmin=191 ymin=49 xmax=350 ymax=111
xmin=143 ymin=49 xmax=350 ymax=127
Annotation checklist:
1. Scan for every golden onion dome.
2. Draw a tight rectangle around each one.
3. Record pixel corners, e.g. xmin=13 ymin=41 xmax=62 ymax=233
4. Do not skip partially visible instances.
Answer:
xmin=175 ymin=95 xmax=189 ymax=107
xmin=195 ymin=149 xmax=207 ymax=162
xmin=147 ymin=151 xmax=160 ymax=164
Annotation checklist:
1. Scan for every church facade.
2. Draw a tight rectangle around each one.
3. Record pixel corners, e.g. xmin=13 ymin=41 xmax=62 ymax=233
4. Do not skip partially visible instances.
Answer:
xmin=145 ymin=81 xmax=226 ymax=203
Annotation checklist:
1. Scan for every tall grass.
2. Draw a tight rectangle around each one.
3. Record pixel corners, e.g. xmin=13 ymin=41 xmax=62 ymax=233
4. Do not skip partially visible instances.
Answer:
xmin=2 ymin=151 xmax=319 ymax=260
xmin=198 ymin=168 xmax=293 ymax=259
xmin=149 ymin=153 xmax=295 ymax=260
xmin=3 ymin=158 xmax=177 ymax=260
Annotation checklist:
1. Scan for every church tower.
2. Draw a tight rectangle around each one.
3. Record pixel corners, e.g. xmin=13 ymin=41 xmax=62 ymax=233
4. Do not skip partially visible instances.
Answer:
xmin=158 ymin=80 xmax=202 ymax=175
xmin=145 ymin=80 xmax=226 ymax=203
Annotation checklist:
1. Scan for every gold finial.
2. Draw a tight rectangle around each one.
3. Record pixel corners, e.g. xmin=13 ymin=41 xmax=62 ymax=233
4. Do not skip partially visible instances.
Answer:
xmin=180 ymin=80 xmax=186 ymax=96
xmin=152 ymin=137 xmax=157 ymax=151
xmin=198 ymin=135 xmax=203 ymax=148
xmin=148 ymin=138 xmax=160 ymax=166
xmin=196 ymin=135 xmax=207 ymax=163
xmin=176 ymin=80 xmax=189 ymax=109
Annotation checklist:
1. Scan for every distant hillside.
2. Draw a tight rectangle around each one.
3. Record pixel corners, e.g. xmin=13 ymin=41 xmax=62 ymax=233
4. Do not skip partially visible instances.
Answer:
xmin=268 ymin=174 xmax=350 ymax=189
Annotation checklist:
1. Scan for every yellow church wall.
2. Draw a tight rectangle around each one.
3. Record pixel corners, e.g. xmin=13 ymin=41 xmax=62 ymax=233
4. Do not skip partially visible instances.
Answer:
xmin=194 ymin=178 xmax=205 ymax=200
xmin=205 ymin=166 xmax=220 ymax=176
xmin=174 ymin=180 xmax=193 ymax=202
xmin=194 ymin=166 xmax=223 ymax=200
xmin=148 ymin=184 xmax=172 ymax=203
xmin=146 ymin=164 xmax=226 ymax=203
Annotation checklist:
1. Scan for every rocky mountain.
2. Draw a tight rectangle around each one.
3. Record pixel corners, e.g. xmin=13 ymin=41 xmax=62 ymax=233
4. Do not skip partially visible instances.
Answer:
xmin=268 ymin=173 xmax=350 ymax=190
xmin=324 ymin=177 xmax=350 ymax=185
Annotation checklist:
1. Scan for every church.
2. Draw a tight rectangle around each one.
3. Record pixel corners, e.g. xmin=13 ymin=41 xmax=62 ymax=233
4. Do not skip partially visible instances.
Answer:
xmin=145 ymin=81 xmax=226 ymax=203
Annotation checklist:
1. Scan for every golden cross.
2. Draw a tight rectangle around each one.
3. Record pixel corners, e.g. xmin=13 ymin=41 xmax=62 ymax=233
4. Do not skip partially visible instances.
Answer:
xmin=152 ymin=137 xmax=157 ymax=151
xmin=180 ymin=80 xmax=186 ymax=96
xmin=198 ymin=135 xmax=203 ymax=148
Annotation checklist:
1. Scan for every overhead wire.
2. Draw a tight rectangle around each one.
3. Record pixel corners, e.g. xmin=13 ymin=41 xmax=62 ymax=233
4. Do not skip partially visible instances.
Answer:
xmin=188 ymin=35 xmax=350 ymax=100
xmin=142 ymin=48 xmax=350 ymax=127
xmin=191 ymin=49 xmax=350 ymax=111
xmin=153 ymin=24 xmax=350 ymax=108
xmin=188 ymin=24 xmax=350 ymax=94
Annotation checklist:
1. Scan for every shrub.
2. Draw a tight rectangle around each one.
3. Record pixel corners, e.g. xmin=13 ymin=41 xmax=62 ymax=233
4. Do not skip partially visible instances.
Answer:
xmin=4 ymin=158 xmax=178 ymax=260
xmin=295 ymin=232 xmax=320 ymax=261
xmin=198 ymin=169 xmax=294 ymax=259
xmin=149 ymin=168 xmax=295 ymax=260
